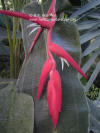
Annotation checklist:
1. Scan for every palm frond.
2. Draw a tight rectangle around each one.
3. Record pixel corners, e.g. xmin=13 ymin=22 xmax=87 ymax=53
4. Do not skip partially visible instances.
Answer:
xmin=69 ymin=0 xmax=100 ymax=92
xmin=82 ymin=37 xmax=100 ymax=57
xmin=80 ymin=30 xmax=100 ymax=45
xmin=79 ymin=48 xmax=100 ymax=79
xmin=87 ymin=91 xmax=100 ymax=132
xmin=70 ymin=0 xmax=100 ymax=19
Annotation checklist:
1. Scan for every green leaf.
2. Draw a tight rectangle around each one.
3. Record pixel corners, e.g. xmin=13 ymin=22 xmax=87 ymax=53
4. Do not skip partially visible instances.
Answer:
xmin=77 ymin=20 xmax=100 ymax=31
xmin=82 ymin=37 xmax=100 ymax=57
xmin=85 ymin=61 xmax=100 ymax=91
xmin=79 ymin=48 xmax=100 ymax=80
xmin=70 ymin=0 xmax=100 ymax=19
xmin=88 ymin=12 xmax=100 ymax=19
xmin=0 ymin=81 xmax=34 ymax=133
xmin=88 ymin=94 xmax=100 ymax=133
xmin=80 ymin=30 xmax=100 ymax=44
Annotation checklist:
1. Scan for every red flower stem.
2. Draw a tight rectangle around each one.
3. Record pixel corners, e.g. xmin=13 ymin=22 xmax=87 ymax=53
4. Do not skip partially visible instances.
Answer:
xmin=0 ymin=10 xmax=53 ymax=29
xmin=48 ymin=28 xmax=53 ymax=46
xmin=27 ymin=27 xmax=43 ymax=57
xmin=47 ymin=0 xmax=56 ymax=16
xmin=48 ymin=50 xmax=56 ymax=70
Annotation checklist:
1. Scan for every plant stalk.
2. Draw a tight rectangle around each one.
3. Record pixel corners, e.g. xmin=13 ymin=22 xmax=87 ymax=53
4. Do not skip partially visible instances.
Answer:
xmin=1 ymin=0 xmax=14 ymax=78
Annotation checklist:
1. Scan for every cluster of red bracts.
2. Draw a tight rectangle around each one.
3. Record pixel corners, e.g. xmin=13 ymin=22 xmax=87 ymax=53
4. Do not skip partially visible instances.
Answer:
xmin=36 ymin=56 xmax=62 ymax=129
xmin=0 ymin=0 xmax=87 ymax=130
xmin=36 ymin=30 xmax=88 ymax=129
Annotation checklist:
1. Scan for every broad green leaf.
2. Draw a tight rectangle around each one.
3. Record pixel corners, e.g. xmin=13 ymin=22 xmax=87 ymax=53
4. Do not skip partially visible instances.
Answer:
xmin=0 ymin=81 xmax=34 ymax=133
xmin=16 ymin=1 xmax=89 ymax=132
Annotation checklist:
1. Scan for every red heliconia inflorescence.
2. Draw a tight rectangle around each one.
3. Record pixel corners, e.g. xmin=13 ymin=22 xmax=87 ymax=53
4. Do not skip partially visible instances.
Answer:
xmin=0 ymin=0 xmax=88 ymax=130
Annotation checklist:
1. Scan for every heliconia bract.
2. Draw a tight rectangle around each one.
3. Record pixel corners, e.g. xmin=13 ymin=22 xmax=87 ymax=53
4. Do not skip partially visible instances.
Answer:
xmin=47 ymin=79 xmax=59 ymax=130
xmin=49 ymin=44 xmax=88 ymax=79
xmin=50 ymin=70 xmax=62 ymax=112
xmin=37 ymin=58 xmax=52 ymax=99
xmin=27 ymin=28 xmax=43 ymax=56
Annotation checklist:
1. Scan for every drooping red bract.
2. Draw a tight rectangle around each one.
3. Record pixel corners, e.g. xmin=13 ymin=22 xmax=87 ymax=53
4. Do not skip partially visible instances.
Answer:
xmin=27 ymin=28 xmax=43 ymax=56
xmin=50 ymin=70 xmax=62 ymax=112
xmin=37 ymin=58 xmax=52 ymax=99
xmin=49 ymin=44 xmax=88 ymax=79
xmin=47 ymin=79 xmax=59 ymax=130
